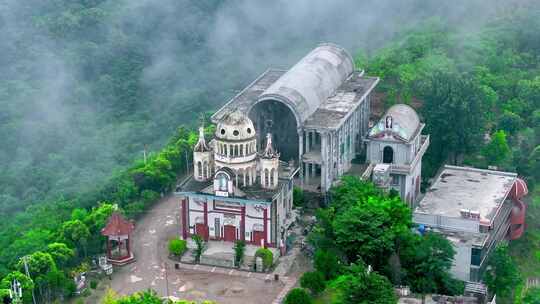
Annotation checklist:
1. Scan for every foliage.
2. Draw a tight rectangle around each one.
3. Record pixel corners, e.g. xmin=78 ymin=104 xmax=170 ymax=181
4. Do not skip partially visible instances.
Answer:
xmin=233 ymin=240 xmax=246 ymax=267
xmin=168 ymin=238 xmax=187 ymax=257
xmin=300 ymin=271 xmax=326 ymax=295
xmin=400 ymin=233 xmax=462 ymax=295
xmin=90 ymin=280 xmax=98 ymax=289
xmin=331 ymin=179 xmax=411 ymax=266
xmin=483 ymin=130 xmax=511 ymax=167
xmin=255 ymin=248 xmax=274 ymax=271
xmin=284 ymin=288 xmax=312 ymax=304
xmin=485 ymin=245 xmax=521 ymax=299
xmin=192 ymin=235 xmax=206 ymax=264
xmin=102 ymin=288 xmax=216 ymax=304
xmin=0 ymin=271 xmax=35 ymax=303
xmin=293 ymin=186 xmax=305 ymax=208
xmin=523 ymin=287 xmax=540 ymax=304
xmin=330 ymin=264 xmax=397 ymax=304
xmin=314 ymin=249 xmax=340 ymax=281
xmin=46 ymin=243 xmax=75 ymax=268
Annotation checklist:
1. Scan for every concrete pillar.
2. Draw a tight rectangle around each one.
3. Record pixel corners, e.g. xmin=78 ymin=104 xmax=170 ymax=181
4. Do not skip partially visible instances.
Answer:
xmin=311 ymin=162 xmax=316 ymax=181
xmin=321 ymin=132 xmax=327 ymax=191
xmin=306 ymin=131 xmax=310 ymax=153
xmin=298 ymin=129 xmax=304 ymax=187
xmin=243 ymin=170 xmax=247 ymax=187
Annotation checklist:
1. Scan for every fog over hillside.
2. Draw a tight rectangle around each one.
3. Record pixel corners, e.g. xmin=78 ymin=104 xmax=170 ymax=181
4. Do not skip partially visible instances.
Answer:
xmin=0 ymin=0 xmax=517 ymax=212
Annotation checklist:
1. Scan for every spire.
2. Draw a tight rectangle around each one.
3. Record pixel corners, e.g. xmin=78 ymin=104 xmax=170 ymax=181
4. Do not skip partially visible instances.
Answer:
xmin=262 ymin=133 xmax=279 ymax=159
xmin=194 ymin=127 xmax=210 ymax=152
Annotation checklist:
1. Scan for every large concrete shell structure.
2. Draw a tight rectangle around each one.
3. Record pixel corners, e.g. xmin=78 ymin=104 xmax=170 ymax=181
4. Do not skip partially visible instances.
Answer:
xmin=213 ymin=43 xmax=379 ymax=192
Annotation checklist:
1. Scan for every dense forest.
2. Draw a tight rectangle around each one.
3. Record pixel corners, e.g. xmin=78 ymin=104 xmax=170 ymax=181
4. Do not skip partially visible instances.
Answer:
xmin=0 ymin=0 xmax=539 ymax=302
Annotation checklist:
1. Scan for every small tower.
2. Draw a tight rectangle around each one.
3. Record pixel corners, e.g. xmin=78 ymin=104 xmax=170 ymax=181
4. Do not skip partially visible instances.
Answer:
xmin=260 ymin=133 xmax=280 ymax=189
xmin=193 ymin=127 xmax=212 ymax=181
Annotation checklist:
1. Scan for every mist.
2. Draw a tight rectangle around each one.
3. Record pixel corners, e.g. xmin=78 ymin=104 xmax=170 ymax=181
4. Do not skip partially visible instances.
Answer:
xmin=0 ymin=0 xmax=513 ymax=212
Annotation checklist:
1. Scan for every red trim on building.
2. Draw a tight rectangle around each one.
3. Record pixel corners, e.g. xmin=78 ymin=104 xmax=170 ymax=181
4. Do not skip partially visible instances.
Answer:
xmin=181 ymin=198 xmax=188 ymax=240
xmin=263 ymin=208 xmax=268 ymax=247
xmin=203 ymin=201 xmax=208 ymax=226
xmin=241 ymin=206 xmax=246 ymax=241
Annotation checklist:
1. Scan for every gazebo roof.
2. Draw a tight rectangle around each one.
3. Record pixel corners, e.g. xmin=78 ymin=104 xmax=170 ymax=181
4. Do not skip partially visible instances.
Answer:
xmin=101 ymin=212 xmax=135 ymax=236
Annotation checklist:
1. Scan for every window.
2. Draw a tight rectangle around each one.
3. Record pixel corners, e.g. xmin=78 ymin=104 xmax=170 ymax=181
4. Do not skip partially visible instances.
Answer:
xmin=217 ymin=173 xmax=228 ymax=191
xmin=197 ymin=162 xmax=202 ymax=178
xmin=391 ymin=174 xmax=400 ymax=186
xmin=264 ymin=169 xmax=269 ymax=187
xmin=383 ymin=146 xmax=394 ymax=164
xmin=220 ymin=129 xmax=226 ymax=135
xmin=240 ymin=144 xmax=244 ymax=156
xmin=233 ymin=130 xmax=239 ymax=136
xmin=471 ymin=248 xmax=481 ymax=266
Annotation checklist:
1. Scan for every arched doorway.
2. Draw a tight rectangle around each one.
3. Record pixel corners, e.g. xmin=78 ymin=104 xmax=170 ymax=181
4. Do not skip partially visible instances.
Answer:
xmin=383 ymin=146 xmax=394 ymax=164
xmin=249 ymin=100 xmax=299 ymax=162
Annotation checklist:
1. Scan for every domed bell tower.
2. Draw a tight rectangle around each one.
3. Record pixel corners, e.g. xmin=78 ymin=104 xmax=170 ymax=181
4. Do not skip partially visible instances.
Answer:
xmin=260 ymin=133 xmax=280 ymax=189
xmin=193 ymin=127 xmax=213 ymax=182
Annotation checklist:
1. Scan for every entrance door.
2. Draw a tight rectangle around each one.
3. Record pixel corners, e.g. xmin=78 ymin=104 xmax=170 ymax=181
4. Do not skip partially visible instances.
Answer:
xmin=195 ymin=223 xmax=209 ymax=241
xmin=223 ymin=225 xmax=236 ymax=242
xmin=214 ymin=218 xmax=221 ymax=239
xmin=252 ymin=230 xmax=265 ymax=246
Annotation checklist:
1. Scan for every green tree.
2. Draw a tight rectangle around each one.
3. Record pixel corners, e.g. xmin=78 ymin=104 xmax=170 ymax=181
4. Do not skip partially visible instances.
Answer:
xmin=60 ymin=220 xmax=91 ymax=257
xmin=332 ymin=194 xmax=411 ymax=265
xmin=284 ymin=288 xmax=312 ymax=304
xmin=420 ymin=71 xmax=486 ymax=166
xmin=332 ymin=264 xmax=397 ymax=304
xmin=300 ymin=271 xmax=325 ymax=295
xmin=400 ymin=233 xmax=462 ymax=296
xmin=485 ymin=245 xmax=521 ymax=299
xmin=46 ymin=242 xmax=75 ymax=268
xmin=498 ymin=111 xmax=523 ymax=135
xmin=0 ymin=271 xmax=35 ymax=303
xmin=314 ymin=249 xmax=341 ymax=280
xmin=483 ymin=130 xmax=511 ymax=166
xmin=233 ymin=240 xmax=246 ymax=267
xmin=523 ymin=287 xmax=540 ymax=304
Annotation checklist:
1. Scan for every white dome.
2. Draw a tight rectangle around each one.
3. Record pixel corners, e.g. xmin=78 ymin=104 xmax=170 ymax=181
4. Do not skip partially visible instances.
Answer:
xmin=215 ymin=110 xmax=256 ymax=141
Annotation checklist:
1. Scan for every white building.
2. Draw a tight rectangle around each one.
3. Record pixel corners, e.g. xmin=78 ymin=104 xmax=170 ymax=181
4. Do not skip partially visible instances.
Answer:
xmin=176 ymin=111 xmax=297 ymax=249
xmin=365 ymin=104 xmax=430 ymax=206
xmin=413 ymin=165 xmax=528 ymax=282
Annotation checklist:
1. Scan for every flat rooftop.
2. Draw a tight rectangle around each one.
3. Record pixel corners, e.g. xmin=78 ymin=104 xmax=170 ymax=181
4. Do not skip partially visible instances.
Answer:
xmin=415 ymin=165 xmax=517 ymax=221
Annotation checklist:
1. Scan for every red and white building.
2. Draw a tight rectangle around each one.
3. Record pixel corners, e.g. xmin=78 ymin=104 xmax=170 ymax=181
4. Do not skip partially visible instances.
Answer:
xmin=175 ymin=111 xmax=297 ymax=249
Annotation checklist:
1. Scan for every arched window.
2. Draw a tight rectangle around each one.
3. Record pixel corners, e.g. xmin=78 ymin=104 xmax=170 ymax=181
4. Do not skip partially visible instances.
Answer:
xmin=224 ymin=145 xmax=227 ymax=156
xmin=383 ymin=146 xmax=394 ymax=164
xmin=264 ymin=168 xmax=269 ymax=187
xmin=240 ymin=144 xmax=244 ymax=156
xmin=270 ymin=168 xmax=275 ymax=186
xmin=197 ymin=161 xmax=202 ymax=178
xmin=217 ymin=173 xmax=228 ymax=191
xmin=203 ymin=161 xmax=208 ymax=179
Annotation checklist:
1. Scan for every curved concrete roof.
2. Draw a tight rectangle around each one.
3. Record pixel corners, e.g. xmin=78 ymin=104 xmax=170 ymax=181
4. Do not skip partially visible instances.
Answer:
xmin=256 ymin=43 xmax=354 ymax=124
xmin=369 ymin=104 xmax=421 ymax=141
xmin=215 ymin=110 xmax=256 ymax=141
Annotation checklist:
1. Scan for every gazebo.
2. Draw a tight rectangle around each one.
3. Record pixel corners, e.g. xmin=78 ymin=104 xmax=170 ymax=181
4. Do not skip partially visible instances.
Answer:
xmin=101 ymin=212 xmax=135 ymax=265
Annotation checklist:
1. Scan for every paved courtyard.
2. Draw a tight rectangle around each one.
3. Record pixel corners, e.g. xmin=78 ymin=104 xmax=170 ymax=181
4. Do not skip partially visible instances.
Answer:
xmin=108 ymin=193 xmax=298 ymax=304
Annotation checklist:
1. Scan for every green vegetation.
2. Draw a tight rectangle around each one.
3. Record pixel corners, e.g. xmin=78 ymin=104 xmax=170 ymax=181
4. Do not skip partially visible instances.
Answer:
xmin=168 ymin=238 xmax=187 ymax=257
xmin=308 ymin=177 xmax=460 ymax=303
xmin=102 ymin=289 xmax=216 ymax=304
xmin=192 ymin=235 xmax=206 ymax=264
xmin=300 ymin=271 xmax=326 ymax=295
xmin=485 ymin=245 xmax=522 ymax=300
xmin=284 ymin=288 xmax=312 ymax=304
xmin=293 ymin=186 xmax=305 ymax=208
xmin=233 ymin=240 xmax=246 ymax=267
xmin=255 ymin=248 xmax=274 ymax=271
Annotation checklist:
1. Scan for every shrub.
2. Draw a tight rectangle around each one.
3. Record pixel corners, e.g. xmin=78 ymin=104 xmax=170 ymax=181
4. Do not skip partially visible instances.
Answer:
xmin=255 ymin=248 xmax=273 ymax=271
xmin=90 ymin=280 xmax=98 ymax=289
xmin=284 ymin=288 xmax=311 ymax=304
xmin=293 ymin=186 xmax=305 ymax=208
xmin=169 ymin=238 xmax=188 ymax=256
xmin=300 ymin=271 xmax=325 ymax=295
xmin=192 ymin=235 xmax=206 ymax=263
xmin=314 ymin=249 xmax=340 ymax=280
xmin=233 ymin=240 xmax=246 ymax=267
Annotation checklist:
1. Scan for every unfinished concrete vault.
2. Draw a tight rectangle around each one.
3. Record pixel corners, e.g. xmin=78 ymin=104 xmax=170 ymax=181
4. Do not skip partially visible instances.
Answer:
xmin=212 ymin=43 xmax=379 ymax=192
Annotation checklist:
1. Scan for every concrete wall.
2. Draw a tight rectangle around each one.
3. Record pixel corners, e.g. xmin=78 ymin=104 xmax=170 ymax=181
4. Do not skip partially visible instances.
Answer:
xmin=450 ymin=239 xmax=472 ymax=281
